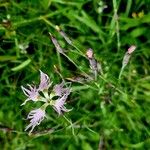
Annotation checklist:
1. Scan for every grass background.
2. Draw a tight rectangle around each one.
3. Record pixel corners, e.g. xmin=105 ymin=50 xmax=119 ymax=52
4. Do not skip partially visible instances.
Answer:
xmin=0 ymin=0 xmax=150 ymax=149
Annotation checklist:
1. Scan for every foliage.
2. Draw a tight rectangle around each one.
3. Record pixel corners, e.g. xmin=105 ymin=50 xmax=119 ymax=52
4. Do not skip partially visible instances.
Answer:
xmin=0 ymin=0 xmax=150 ymax=149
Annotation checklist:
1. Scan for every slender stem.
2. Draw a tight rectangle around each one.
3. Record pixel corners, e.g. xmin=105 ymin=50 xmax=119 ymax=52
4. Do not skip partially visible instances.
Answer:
xmin=63 ymin=115 xmax=75 ymax=135
xmin=113 ymin=0 xmax=121 ymax=51
xmin=40 ymin=17 xmax=55 ymax=29
xmin=57 ymin=51 xmax=63 ymax=72
xmin=98 ymin=74 xmax=125 ymax=95
xmin=94 ymin=70 xmax=97 ymax=81
xmin=71 ymin=44 xmax=85 ymax=57
xmin=14 ymin=36 xmax=20 ymax=58
xmin=63 ymin=53 xmax=92 ymax=79
xmin=118 ymin=66 xmax=125 ymax=80
xmin=12 ymin=8 xmax=68 ymax=28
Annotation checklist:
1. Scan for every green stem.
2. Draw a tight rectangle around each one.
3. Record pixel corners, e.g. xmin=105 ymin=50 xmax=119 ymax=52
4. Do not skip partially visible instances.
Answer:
xmin=63 ymin=53 xmax=92 ymax=80
xmin=63 ymin=115 xmax=75 ymax=136
xmin=118 ymin=66 xmax=125 ymax=80
xmin=71 ymin=44 xmax=85 ymax=57
xmin=113 ymin=0 xmax=121 ymax=51
xmin=57 ymin=51 xmax=63 ymax=72
xmin=12 ymin=8 xmax=68 ymax=28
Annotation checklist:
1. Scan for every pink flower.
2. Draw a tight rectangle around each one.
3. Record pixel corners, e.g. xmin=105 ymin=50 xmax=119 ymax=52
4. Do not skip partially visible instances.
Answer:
xmin=52 ymin=93 xmax=71 ymax=115
xmin=21 ymin=70 xmax=72 ymax=133
xmin=52 ymin=82 xmax=71 ymax=115
xmin=25 ymin=108 xmax=46 ymax=133
xmin=21 ymin=84 xmax=39 ymax=106
xmin=38 ymin=70 xmax=51 ymax=91
xmin=53 ymin=82 xmax=70 ymax=97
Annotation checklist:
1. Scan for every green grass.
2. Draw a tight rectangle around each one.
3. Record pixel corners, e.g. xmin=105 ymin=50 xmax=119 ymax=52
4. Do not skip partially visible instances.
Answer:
xmin=0 ymin=0 xmax=150 ymax=149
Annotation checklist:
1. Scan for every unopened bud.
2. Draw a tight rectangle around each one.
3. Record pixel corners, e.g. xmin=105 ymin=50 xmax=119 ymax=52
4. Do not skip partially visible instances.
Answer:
xmin=127 ymin=45 xmax=136 ymax=54
xmin=86 ymin=48 xmax=93 ymax=59
xmin=55 ymin=25 xmax=72 ymax=45
xmin=49 ymin=32 xmax=64 ymax=54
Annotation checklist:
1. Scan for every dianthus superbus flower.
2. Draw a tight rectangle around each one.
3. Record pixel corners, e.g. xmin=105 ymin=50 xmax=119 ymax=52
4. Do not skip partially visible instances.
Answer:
xmin=52 ymin=92 xmax=71 ymax=115
xmin=53 ymin=82 xmax=70 ymax=97
xmin=38 ymin=70 xmax=51 ymax=91
xmin=21 ymin=84 xmax=39 ymax=106
xmin=21 ymin=70 xmax=72 ymax=133
xmin=25 ymin=108 xmax=46 ymax=133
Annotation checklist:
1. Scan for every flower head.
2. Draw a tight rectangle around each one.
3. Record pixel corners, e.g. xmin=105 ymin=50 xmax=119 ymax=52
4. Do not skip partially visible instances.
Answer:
xmin=21 ymin=84 xmax=39 ymax=106
xmin=21 ymin=70 xmax=72 ymax=133
xmin=52 ymin=82 xmax=71 ymax=115
xmin=52 ymin=92 xmax=71 ymax=115
xmin=38 ymin=70 xmax=51 ymax=91
xmin=25 ymin=108 xmax=46 ymax=133
xmin=53 ymin=82 xmax=70 ymax=97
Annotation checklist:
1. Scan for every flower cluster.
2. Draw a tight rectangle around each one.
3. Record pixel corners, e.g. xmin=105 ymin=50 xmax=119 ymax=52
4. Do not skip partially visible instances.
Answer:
xmin=21 ymin=71 xmax=71 ymax=133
